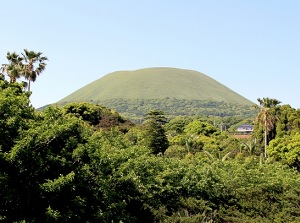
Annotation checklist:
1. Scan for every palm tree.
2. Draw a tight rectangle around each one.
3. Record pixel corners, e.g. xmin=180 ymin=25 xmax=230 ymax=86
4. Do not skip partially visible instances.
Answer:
xmin=240 ymin=138 xmax=257 ymax=156
xmin=254 ymin=97 xmax=281 ymax=157
xmin=1 ymin=52 xmax=24 ymax=83
xmin=21 ymin=49 xmax=48 ymax=91
xmin=203 ymin=150 xmax=233 ymax=163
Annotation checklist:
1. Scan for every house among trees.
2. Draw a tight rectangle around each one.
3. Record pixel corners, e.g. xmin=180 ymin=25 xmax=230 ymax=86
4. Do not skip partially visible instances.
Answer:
xmin=237 ymin=124 xmax=254 ymax=134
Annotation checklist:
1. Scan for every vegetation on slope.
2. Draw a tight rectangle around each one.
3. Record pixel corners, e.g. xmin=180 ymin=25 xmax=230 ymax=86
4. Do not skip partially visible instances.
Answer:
xmin=58 ymin=67 xmax=253 ymax=104
xmin=96 ymin=98 xmax=257 ymax=122
xmin=56 ymin=67 xmax=255 ymax=121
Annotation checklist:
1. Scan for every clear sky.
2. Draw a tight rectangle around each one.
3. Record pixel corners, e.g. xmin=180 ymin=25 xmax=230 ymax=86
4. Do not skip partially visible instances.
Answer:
xmin=1 ymin=1 xmax=299 ymax=108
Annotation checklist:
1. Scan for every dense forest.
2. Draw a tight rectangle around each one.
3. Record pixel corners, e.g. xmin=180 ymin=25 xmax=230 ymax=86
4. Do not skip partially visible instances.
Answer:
xmin=1 ymin=51 xmax=300 ymax=222
xmin=91 ymin=98 xmax=257 ymax=122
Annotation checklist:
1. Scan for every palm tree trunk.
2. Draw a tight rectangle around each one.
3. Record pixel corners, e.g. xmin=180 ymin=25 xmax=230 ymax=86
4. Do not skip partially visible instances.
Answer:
xmin=264 ymin=119 xmax=267 ymax=158
xmin=28 ymin=80 xmax=31 ymax=91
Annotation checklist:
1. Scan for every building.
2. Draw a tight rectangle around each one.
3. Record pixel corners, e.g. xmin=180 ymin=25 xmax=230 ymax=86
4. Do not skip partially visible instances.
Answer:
xmin=236 ymin=124 xmax=254 ymax=134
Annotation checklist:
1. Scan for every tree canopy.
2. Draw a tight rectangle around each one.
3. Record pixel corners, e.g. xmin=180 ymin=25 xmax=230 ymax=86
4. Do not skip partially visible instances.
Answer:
xmin=1 ymin=52 xmax=300 ymax=222
xmin=1 ymin=49 xmax=48 ymax=91
xmin=253 ymin=97 xmax=281 ymax=157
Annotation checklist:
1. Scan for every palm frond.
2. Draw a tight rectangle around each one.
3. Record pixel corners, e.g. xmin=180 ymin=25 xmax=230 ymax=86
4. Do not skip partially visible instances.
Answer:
xmin=203 ymin=150 xmax=214 ymax=161
xmin=221 ymin=151 xmax=232 ymax=162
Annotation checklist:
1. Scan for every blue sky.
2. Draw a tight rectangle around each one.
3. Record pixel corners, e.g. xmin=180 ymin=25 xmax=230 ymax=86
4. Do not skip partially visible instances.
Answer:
xmin=1 ymin=1 xmax=299 ymax=108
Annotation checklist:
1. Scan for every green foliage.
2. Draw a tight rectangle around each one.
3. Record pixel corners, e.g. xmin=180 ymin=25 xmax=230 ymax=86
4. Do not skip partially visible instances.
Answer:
xmin=0 ymin=79 xmax=34 ymax=151
xmin=62 ymin=102 xmax=102 ymax=125
xmin=268 ymin=132 xmax=300 ymax=170
xmin=146 ymin=109 xmax=168 ymax=124
xmin=143 ymin=110 xmax=169 ymax=154
xmin=0 ymin=52 xmax=24 ymax=83
xmin=124 ymin=125 xmax=146 ymax=146
xmin=62 ymin=102 xmax=134 ymax=131
xmin=21 ymin=49 xmax=48 ymax=91
xmin=41 ymin=172 xmax=75 ymax=193
xmin=252 ymin=103 xmax=300 ymax=154
xmin=239 ymin=138 xmax=258 ymax=156
xmin=46 ymin=206 xmax=61 ymax=221
xmin=184 ymin=120 xmax=219 ymax=136
xmin=5 ymin=107 xmax=91 ymax=222
xmin=217 ymin=160 xmax=300 ymax=222
xmin=164 ymin=116 xmax=193 ymax=134
xmin=275 ymin=104 xmax=300 ymax=137
xmin=95 ymin=98 xmax=256 ymax=122
xmin=164 ymin=145 xmax=189 ymax=159
xmin=168 ymin=118 xmax=239 ymax=159
xmin=2 ymin=72 xmax=300 ymax=222
xmin=1 ymin=49 xmax=48 ymax=91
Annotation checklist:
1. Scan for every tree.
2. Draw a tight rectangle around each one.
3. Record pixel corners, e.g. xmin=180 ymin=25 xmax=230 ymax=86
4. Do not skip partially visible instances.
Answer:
xmin=0 ymin=79 xmax=35 ymax=152
xmin=240 ymin=138 xmax=257 ymax=156
xmin=0 ymin=79 xmax=35 ymax=221
xmin=22 ymin=49 xmax=48 ymax=91
xmin=145 ymin=110 xmax=168 ymax=124
xmin=62 ymin=102 xmax=102 ymax=125
xmin=268 ymin=133 xmax=300 ymax=170
xmin=3 ymin=107 xmax=94 ymax=222
xmin=274 ymin=104 xmax=300 ymax=137
xmin=144 ymin=110 xmax=169 ymax=154
xmin=0 ymin=52 xmax=24 ymax=83
xmin=254 ymin=97 xmax=281 ymax=157
xmin=184 ymin=120 xmax=219 ymax=137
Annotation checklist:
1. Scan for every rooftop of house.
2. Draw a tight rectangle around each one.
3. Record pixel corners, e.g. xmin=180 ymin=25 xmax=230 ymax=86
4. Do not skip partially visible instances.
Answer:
xmin=237 ymin=124 xmax=254 ymax=128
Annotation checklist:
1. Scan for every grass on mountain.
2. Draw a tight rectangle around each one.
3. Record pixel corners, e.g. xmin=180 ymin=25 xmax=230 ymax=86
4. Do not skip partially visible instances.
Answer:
xmin=58 ymin=67 xmax=253 ymax=106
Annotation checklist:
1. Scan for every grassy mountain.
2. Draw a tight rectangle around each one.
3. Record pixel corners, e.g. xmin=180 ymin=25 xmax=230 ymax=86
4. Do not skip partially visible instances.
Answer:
xmin=57 ymin=67 xmax=255 ymax=121
xmin=59 ymin=67 xmax=252 ymax=104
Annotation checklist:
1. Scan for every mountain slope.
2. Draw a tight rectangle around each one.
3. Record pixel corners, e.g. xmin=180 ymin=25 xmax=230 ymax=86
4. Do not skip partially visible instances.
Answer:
xmin=58 ymin=67 xmax=253 ymax=105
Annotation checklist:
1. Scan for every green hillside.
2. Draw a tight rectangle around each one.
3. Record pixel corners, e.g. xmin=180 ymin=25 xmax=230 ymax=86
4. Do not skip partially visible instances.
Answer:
xmin=59 ymin=67 xmax=253 ymax=105
xmin=57 ymin=67 xmax=255 ymax=121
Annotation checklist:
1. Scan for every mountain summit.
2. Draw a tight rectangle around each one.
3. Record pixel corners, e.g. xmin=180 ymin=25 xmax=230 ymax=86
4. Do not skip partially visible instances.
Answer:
xmin=59 ymin=67 xmax=252 ymax=105
xmin=57 ymin=67 xmax=255 ymax=121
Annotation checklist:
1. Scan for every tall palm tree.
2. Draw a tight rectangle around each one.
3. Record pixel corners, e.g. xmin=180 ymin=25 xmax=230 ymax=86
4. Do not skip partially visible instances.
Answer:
xmin=254 ymin=97 xmax=281 ymax=157
xmin=0 ymin=52 xmax=24 ymax=83
xmin=21 ymin=49 xmax=48 ymax=91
